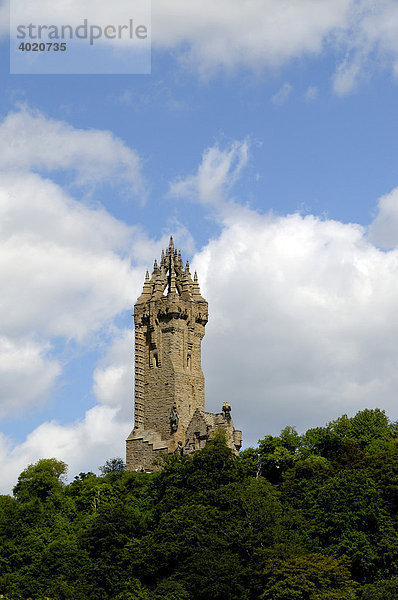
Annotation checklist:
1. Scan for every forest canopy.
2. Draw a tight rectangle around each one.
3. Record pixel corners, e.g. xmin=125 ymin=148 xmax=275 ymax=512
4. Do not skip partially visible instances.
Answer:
xmin=1 ymin=408 xmax=398 ymax=600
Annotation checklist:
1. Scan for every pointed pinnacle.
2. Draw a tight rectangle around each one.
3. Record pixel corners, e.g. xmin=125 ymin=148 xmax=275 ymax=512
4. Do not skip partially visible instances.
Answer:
xmin=145 ymin=270 xmax=150 ymax=281
xmin=169 ymin=235 xmax=174 ymax=250
xmin=194 ymin=271 xmax=198 ymax=282
xmin=153 ymin=258 xmax=159 ymax=273
xmin=160 ymin=249 xmax=166 ymax=269
xmin=185 ymin=259 xmax=190 ymax=272
xmin=169 ymin=268 xmax=177 ymax=295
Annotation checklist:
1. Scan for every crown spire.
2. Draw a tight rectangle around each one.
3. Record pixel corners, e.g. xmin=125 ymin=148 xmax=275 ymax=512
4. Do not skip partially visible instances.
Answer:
xmin=135 ymin=236 xmax=207 ymax=304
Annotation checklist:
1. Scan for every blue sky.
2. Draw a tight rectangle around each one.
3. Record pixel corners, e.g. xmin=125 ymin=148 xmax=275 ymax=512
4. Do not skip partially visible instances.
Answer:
xmin=1 ymin=0 xmax=398 ymax=492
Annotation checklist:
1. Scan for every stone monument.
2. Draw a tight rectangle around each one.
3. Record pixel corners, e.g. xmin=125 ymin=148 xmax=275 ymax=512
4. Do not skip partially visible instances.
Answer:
xmin=126 ymin=236 xmax=242 ymax=471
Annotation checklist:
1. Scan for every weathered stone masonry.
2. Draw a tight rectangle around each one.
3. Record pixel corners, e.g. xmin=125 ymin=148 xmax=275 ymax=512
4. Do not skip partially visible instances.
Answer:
xmin=126 ymin=236 xmax=242 ymax=471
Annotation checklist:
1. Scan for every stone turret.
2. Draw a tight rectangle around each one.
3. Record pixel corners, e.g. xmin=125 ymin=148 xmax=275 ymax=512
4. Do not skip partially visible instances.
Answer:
xmin=126 ymin=236 xmax=242 ymax=471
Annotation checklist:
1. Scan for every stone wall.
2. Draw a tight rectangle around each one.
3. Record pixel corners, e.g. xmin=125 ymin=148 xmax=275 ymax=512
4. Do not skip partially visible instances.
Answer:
xmin=126 ymin=429 xmax=169 ymax=472
xmin=184 ymin=407 xmax=242 ymax=455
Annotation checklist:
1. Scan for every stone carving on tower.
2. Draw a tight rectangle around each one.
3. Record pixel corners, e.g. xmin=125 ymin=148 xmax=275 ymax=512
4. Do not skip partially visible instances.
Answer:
xmin=126 ymin=236 xmax=242 ymax=471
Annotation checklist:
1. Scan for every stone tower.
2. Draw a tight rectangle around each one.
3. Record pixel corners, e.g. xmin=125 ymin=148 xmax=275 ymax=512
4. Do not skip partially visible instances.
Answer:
xmin=126 ymin=236 xmax=242 ymax=471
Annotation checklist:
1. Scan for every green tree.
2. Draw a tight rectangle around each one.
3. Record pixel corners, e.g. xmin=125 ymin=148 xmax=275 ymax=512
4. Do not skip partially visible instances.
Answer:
xmin=13 ymin=458 xmax=67 ymax=503
xmin=259 ymin=548 xmax=357 ymax=600
xmin=99 ymin=458 xmax=125 ymax=476
xmin=359 ymin=576 xmax=398 ymax=599
xmin=153 ymin=580 xmax=191 ymax=600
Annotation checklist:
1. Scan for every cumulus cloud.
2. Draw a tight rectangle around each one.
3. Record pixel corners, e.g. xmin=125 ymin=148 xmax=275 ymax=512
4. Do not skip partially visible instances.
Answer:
xmin=0 ymin=180 xmax=143 ymax=417
xmin=0 ymin=173 xmax=137 ymax=341
xmin=193 ymin=212 xmax=398 ymax=447
xmin=0 ymin=107 xmax=144 ymax=196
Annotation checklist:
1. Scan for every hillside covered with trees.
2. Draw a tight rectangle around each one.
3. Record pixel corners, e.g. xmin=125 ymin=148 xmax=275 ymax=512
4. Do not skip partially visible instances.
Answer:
xmin=1 ymin=409 xmax=398 ymax=600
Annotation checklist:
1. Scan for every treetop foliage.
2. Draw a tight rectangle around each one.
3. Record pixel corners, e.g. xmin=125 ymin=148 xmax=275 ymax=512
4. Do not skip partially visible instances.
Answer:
xmin=99 ymin=458 xmax=126 ymax=477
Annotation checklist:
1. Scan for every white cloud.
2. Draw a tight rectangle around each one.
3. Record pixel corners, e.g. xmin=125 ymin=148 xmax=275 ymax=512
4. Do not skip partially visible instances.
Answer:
xmin=331 ymin=1 xmax=398 ymax=95
xmin=0 ymin=107 xmax=144 ymax=196
xmin=152 ymin=0 xmax=351 ymax=74
xmin=154 ymin=0 xmax=398 ymax=91
xmin=93 ymin=329 xmax=132 ymax=413
xmin=0 ymin=169 xmax=148 ymax=419
xmin=3 ymin=0 xmax=351 ymax=64
xmin=0 ymin=173 xmax=137 ymax=341
xmin=169 ymin=140 xmax=249 ymax=210
xmin=271 ymin=82 xmax=293 ymax=106
xmin=368 ymin=187 xmax=398 ymax=249
xmin=193 ymin=211 xmax=398 ymax=447
xmin=4 ymin=0 xmax=398 ymax=89
xmin=0 ymin=337 xmax=61 ymax=418
xmin=332 ymin=52 xmax=363 ymax=96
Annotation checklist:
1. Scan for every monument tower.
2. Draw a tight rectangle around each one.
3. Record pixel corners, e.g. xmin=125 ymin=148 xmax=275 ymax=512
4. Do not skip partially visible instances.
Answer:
xmin=126 ymin=236 xmax=241 ymax=471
